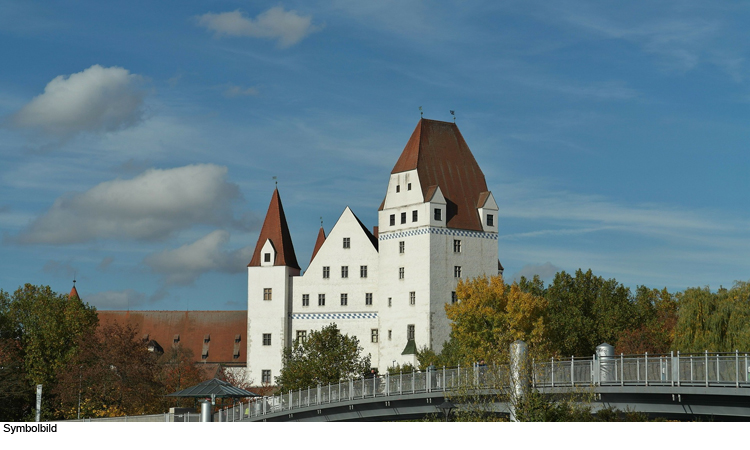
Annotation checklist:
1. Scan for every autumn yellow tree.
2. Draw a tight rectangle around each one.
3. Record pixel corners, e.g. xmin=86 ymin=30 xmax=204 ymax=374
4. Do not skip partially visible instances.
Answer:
xmin=445 ymin=275 xmax=548 ymax=365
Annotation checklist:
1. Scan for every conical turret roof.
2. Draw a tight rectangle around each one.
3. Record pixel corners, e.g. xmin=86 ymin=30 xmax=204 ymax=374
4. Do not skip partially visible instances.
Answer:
xmin=248 ymin=189 xmax=300 ymax=269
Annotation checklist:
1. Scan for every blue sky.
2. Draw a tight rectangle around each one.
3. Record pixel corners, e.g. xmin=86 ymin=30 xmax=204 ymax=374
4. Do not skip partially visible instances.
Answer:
xmin=1 ymin=1 xmax=748 ymax=311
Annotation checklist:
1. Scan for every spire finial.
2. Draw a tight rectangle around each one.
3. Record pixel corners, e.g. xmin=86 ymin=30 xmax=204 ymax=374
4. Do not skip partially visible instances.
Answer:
xmin=272 ymin=176 xmax=277 ymax=188
xmin=450 ymin=110 xmax=456 ymax=123
xmin=320 ymin=216 xmax=323 ymax=228
xmin=419 ymin=106 xmax=423 ymax=118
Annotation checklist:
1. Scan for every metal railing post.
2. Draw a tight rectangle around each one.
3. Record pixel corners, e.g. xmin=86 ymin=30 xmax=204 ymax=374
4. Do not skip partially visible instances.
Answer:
xmin=571 ymin=356 xmax=575 ymax=386
xmin=551 ymin=357 xmax=555 ymax=387
xmin=443 ymin=366 xmax=446 ymax=392
xmin=705 ymin=350 xmax=709 ymax=387
xmin=399 ymin=371 xmax=403 ymax=395
xmin=411 ymin=369 xmax=415 ymax=393
xmin=620 ymin=353 xmax=624 ymax=386
xmin=737 ymin=350 xmax=740 ymax=388
xmin=716 ymin=352 xmax=720 ymax=384
xmin=645 ymin=352 xmax=648 ymax=386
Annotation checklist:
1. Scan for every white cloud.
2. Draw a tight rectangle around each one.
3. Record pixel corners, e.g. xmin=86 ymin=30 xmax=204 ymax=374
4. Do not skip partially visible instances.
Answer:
xmin=510 ymin=262 xmax=561 ymax=283
xmin=86 ymin=289 xmax=147 ymax=310
xmin=197 ymin=7 xmax=320 ymax=48
xmin=9 ymin=65 xmax=146 ymax=137
xmin=222 ymin=84 xmax=259 ymax=98
xmin=144 ymin=230 xmax=253 ymax=285
xmin=12 ymin=164 xmax=251 ymax=245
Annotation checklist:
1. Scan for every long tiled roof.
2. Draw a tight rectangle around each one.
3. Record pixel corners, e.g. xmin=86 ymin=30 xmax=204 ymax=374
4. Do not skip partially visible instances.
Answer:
xmin=248 ymin=188 xmax=300 ymax=269
xmin=97 ymin=310 xmax=247 ymax=365
xmin=387 ymin=119 xmax=488 ymax=231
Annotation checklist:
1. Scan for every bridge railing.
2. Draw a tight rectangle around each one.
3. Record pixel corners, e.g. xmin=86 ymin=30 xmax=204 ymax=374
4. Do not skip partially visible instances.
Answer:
xmin=236 ymin=351 xmax=749 ymax=420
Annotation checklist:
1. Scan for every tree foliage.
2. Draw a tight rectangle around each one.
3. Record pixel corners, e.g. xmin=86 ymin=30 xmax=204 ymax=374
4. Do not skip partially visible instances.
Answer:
xmin=54 ymin=322 xmax=163 ymax=419
xmin=546 ymin=269 xmax=634 ymax=357
xmin=276 ymin=323 xmax=370 ymax=393
xmin=0 ymin=284 xmax=98 ymax=420
xmin=444 ymin=275 xmax=548 ymax=365
xmin=674 ymin=281 xmax=750 ymax=352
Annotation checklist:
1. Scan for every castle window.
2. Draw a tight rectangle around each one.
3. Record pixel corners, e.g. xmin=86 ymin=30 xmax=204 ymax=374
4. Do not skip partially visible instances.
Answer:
xmin=390 ymin=214 xmax=395 ymax=226
xmin=371 ymin=329 xmax=379 ymax=343
xmin=264 ymin=252 xmax=271 ymax=262
xmin=388 ymin=297 xmax=392 ymax=307
xmin=434 ymin=208 xmax=442 ymax=221
xmin=454 ymin=266 xmax=462 ymax=278
xmin=365 ymin=293 xmax=373 ymax=305
xmin=262 ymin=333 xmax=271 ymax=346
xmin=263 ymin=288 xmax=272 ymax=301
xmin=399 ymin=267 xmax=404 ymax=279
xmin=296 ymin=330 xmax=307 ymax=344
xmin=318 ymin=294 xmax=325 ymax=306
xmin=399 ymin=241 xmax=405 ymax=254
xmin=341 ymin=266 xmax=349 ymax=278
xmin=340 ymin=293 xmax=348 ymax=306
xmin=343 ymin=237 xmax=350 ymax=249
xmin=302 ymin=294 xmax=309 ymax=306
xmin=396 ymin=185 xmax=401 ymax=193
xmin=451 ymin=291 xmax=458 ymax=304
xmin=453 ymin=239 xmax=461 ymax=253
xmin=400 ymin=212 xmax=406 ymax=224
xmin=407 ymin=183 xmax=412 ymax=191
xmin=388 ymin=330 xmax=392 ymax=340
xmin=262 ymin=370 xmax=271 ymax=384
xmin=409 ymin=291 xmax=416 ymax=305
xmin=412 ymin=210 xmax=418 ymax=222
xmin=323 ymin=266 xmax=330 ymax=278
xmin=487 ymin=214 xmax=494 ymax=227
xmin=360 ymin=265 xmax=368 ymax=278
xmin=407 ymin=325 xmax=415 ymax=341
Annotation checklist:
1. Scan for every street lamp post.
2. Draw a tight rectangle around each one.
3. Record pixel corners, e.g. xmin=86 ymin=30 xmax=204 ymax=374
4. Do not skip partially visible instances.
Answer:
xmin=436 ymin=400 xmax=455 ymax=422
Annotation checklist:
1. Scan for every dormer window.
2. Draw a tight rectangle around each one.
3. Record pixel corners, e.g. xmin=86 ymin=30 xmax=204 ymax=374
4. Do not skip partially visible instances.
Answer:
xmin=264 ymin=252 xmax=271 ymax=262
xmin=204 ymin=334 xmax=210 ymax=344
xmin=487 ymin=214 xmax=494 ymax=227
xmin=173 ymin=334 xmax=180 ymax=344
xmin=434 ymin=208 xmax=442 ymax=221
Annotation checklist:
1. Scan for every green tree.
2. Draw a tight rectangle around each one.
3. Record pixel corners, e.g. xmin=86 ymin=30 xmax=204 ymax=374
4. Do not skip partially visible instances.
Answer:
xmin=1 ymin=284 xmax=98 ymax=420
xmin=276 ymin=323 xmax=370 ymax=393
xmin=616 ymin=286 xmax=677 ymax=354
xmin=674 ymin=281 xmax=750 ymax=352
xmin=546 ymin=269 xmax=635 ymax=357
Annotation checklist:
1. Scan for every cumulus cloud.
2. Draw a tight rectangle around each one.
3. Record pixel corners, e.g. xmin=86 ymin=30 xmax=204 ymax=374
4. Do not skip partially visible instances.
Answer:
xmin=511 ymin=262 xmax=561 ymax=283
xmin=144 ymin=230 xmax=253 ymax=285
xmin=9 ymin=65 xmax=146 ymax=137
xmin=12 ymin=164 xmax=252 ymax=245
xmin=197 ymin=7 xmax=320 ymax=48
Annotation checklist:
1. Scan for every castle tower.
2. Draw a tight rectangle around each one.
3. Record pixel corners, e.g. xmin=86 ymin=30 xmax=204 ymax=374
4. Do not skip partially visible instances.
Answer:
xmin=377 ymin=119 xmax=499 ymax=367
xmin=246 ymin=189 xmax=300 ymax=385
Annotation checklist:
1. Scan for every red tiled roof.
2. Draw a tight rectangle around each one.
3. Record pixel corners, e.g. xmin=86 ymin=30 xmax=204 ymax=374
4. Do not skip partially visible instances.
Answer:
xmin=97 ymin=311 xmax=247 ymax=365
xmin=387 ymin=119 xmax=488 ymax=231
xmin=248 ymin=189 xmax=300 ymax=269
xmin=310 ymin=227 xmax=326 ymax=263
xmin=69 ymin=285 xmax=80 ymax=300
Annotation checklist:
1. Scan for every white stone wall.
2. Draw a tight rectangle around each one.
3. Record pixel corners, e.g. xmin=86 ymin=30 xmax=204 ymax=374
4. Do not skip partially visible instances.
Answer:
xmin=291 ymin=207 xmax=381 ymax=367
xmin=247 ymin=263 xmax=298 ymax=385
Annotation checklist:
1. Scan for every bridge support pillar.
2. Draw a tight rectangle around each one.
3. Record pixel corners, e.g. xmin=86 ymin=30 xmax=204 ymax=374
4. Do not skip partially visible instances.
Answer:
xmin=510 ymin=340 xmax=529 ymax=422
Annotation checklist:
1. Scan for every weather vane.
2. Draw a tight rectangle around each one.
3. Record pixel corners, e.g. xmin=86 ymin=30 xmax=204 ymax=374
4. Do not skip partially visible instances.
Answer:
xmin=419 ymin=106 xmax=423 ymax=118
xmin=320 ymin=216 xmax=323 ymax=228
xmin=272 ymin=176 xmax=277 ymax=188
xmin=450 ymin=110 xmax=456 ymax=123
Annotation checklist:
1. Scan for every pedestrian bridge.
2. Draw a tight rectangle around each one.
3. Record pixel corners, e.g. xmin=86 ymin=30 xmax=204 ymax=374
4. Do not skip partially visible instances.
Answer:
xmin=217 ymin=350 xmax=750 ymax=422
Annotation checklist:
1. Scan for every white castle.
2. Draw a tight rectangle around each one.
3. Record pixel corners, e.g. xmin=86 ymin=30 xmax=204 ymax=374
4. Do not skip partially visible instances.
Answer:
xmin=246 ymin=119 xmax=501 ymax=384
